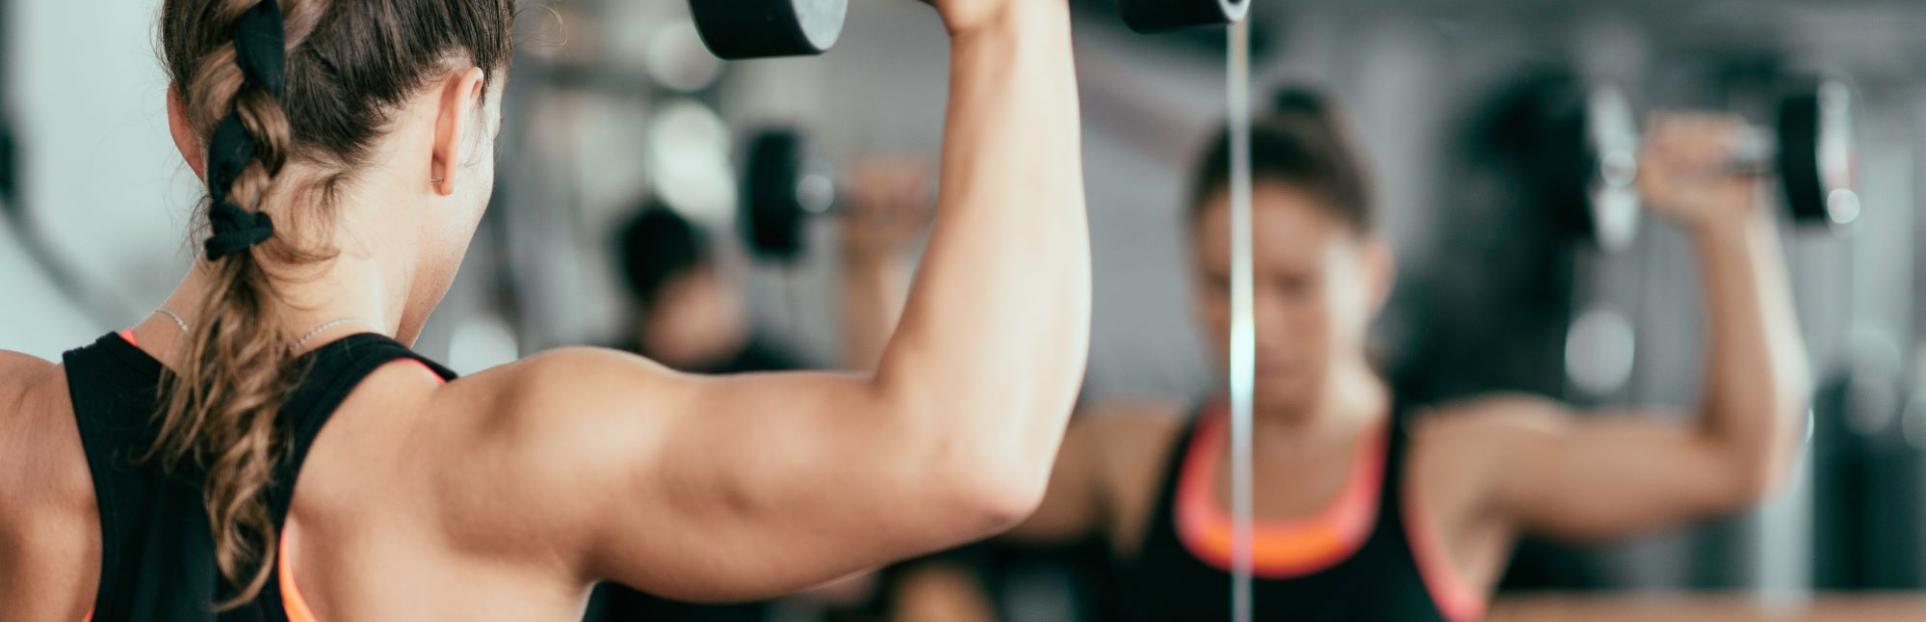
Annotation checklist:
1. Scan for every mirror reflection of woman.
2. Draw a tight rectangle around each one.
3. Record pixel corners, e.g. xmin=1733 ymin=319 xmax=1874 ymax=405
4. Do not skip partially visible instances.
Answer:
xmin=970 ymin=90 xmax=1809 ymax=621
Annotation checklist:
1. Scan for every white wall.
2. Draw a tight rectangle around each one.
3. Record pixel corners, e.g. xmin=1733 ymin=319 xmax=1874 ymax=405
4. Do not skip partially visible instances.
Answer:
xmin=1 ymin=0 xmax=194 ymax=359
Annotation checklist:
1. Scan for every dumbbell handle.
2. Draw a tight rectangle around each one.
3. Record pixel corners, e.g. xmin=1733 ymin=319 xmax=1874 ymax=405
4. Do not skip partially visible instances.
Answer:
xmin=794 ymin=171 xmax=839 ymax=216
xmin=791 ymin=171 xmax=938 ymax=219
xmin=1725 ymin=126 xmax=1777 ymax=177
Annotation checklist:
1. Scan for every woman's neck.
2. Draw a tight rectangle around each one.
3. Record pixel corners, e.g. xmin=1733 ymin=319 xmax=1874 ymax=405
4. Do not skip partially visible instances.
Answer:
xmin=1248 ymin=364 xmax=1388 ymax=454
xmin=150 ymin=250 xmax=408 ymax=350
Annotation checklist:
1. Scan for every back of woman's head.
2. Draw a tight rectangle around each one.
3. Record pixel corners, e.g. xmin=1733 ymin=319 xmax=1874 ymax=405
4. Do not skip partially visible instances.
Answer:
xmin=1188 ymin=87 xmax=1374 ymax=235
xmin=155 ymin=0 xmax=513 ymax=606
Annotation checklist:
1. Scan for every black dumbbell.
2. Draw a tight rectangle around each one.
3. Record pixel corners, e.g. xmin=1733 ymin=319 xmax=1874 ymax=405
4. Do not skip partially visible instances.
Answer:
xmin=1118 ymin=0 xmax=1252 ymax=34
xmin=1772 ymin=80 xmax=1858 ymax=226
xmin=689 ymin=0 xmax=1250 ymax=60
xmin=740 ymin=128 xmax=937 ymax=264
xmin=689 ymin=0 xmax=848 ymax=60
xmin=1565 ymin=78 xmax=1860 ymax=250
xmin=740 ymin=127 xmax=836 ymax=263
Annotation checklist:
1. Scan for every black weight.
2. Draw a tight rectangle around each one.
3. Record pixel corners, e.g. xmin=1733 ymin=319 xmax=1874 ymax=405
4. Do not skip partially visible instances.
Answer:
xmin=1776 ymin=81 xmax=1857 ymax=226
xmin=692 ymin=0 xmax=1246 ymax=59
xmin=1480 ymin=74 xmax=1619 ymax=249
xmin=1118 ymin=0 xmax=1250 ymax=33
xmin=1549 ymin=78 xmax=1860 ymax=250
xmin=689 ymin=0 xmax=847 ymax=60
xmin=1776 ymin=88 xmax=1827 ymax=223
xmin=742 ymin=129 xmax=812 ymax=262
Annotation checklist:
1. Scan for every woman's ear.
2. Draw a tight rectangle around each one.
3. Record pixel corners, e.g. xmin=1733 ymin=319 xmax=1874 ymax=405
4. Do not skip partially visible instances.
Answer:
xmin=166 ymin=85 xmax=206 ymax=179
xmin=430 ymin=66 xmax=489 ymax=196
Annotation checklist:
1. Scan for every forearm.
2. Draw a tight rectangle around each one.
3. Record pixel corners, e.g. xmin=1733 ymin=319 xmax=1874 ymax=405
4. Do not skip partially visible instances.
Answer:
xmin=1691 ymin=207 xmax=1810 ymax=490
xmin=873 ymin=5 xmax=1088 ymax=494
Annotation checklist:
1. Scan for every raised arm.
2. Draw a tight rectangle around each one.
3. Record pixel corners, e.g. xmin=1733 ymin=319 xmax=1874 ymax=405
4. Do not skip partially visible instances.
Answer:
xmin=1449 ymin=114 xmax=1811 ymax=540
xmin=448 ymin=0 xmax=1088 ymax=602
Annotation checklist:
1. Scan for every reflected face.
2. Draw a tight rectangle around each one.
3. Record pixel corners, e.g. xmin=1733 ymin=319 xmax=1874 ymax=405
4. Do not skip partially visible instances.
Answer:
xmin=1191 ymin=182 xmax=1390 ymax=416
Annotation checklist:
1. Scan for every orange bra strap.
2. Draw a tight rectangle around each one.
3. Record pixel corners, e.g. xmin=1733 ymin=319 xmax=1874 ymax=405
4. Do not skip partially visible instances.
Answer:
xmin=279 ymin=528 xmax=321 ymax=622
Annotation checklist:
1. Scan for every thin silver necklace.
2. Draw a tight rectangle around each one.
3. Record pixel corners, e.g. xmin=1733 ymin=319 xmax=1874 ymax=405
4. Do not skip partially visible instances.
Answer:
xmin=155 ymin=308 xmax=380 ymax=349
xmin=155 ymin=308 xmax=191 ymax=335
xmin=293 ymin=317 xmax=379 ymax=349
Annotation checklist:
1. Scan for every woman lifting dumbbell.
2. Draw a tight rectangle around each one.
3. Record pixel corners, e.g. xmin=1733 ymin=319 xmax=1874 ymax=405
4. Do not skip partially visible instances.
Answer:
xmin=0 ymin=0 xmax=1092 ymax=619
xmin=935 ymin=89 xmax=1812 ymax=621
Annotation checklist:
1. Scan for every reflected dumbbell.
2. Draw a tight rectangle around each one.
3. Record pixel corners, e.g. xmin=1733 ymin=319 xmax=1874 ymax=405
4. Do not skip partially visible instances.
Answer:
xmin=689 ymin=0 xmax=1250 ymax=60
xmin=738 ymin=128 xmax=931 ymax=264
xmin=1564 ymin=78 xmax=1859 ymax=251
xmin=1772 ymin=81 xmax=1859 ymax=226
xmin=1118 ymin=0 xmax=1251 ymax=33
xmin=740 ymin=128 xmax=833 ymax=263
xmin=688 ymin=0 xmax=848 ymax=60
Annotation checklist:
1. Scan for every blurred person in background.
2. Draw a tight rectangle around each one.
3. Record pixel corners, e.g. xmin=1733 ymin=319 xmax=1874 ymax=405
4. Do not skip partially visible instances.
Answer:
xmin=892 ymin=88 xmax=1810 ymax=621
xmin=608 ymin=159 xmax=929 ymax=376
xmin=0 ymin=0 xmax=1093 ymax=619
xmin=589 ymin=160 xmax=931 ymax=622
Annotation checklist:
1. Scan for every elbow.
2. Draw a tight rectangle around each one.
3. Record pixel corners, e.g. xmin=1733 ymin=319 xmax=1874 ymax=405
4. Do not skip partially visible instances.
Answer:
xmin=877 ymin=380 xmax=1057 ymax=538
xmin=1721 ymin=459 xmax=1792 ymax=509
xmin=1716 ymin=421 xmax=1804 ymax=510
xmin=979 ymin=465 xmax=1051 ymax=532
xmin=915 ymin=432 xmax=1051 ymax=539
xmin=943 ymin=467 xmax=1047 ymax=535
xmin=1772 ymin=350 xmax=1816 ymax=445
xmin=1704 ymin=388 xmax=1811 ymax=509
xmin=939 ymin=449 xmax=1049 ymax=537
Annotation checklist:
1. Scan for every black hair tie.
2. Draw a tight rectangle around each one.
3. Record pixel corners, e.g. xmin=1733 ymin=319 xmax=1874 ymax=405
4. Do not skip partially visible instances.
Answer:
xmin=203 ymin=0 xmax=286 ymax=261
xmin=205 ymin=200 xmax=276 ymax=259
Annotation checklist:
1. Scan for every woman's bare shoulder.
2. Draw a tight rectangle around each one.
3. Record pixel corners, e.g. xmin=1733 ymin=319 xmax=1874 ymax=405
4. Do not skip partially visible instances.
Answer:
xmin=0 ymin=349 xmax=97 ymax=621
xmin=0 ymin=349 xmax=55 ymax=403
xmin=0 ymin=349 xmax=89 ymax=529
xmin=1 ymin=350 xmax=69 ymax=435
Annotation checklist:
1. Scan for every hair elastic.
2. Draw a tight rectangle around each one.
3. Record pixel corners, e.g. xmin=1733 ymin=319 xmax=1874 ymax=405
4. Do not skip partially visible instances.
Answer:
xmin=203 ymin=0 xmax=287 ymax=260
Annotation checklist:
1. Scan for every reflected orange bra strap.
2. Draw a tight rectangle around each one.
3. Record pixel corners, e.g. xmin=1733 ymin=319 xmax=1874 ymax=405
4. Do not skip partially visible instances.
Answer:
xmin=1403 ymin=485 xmax=1486 ymax=622
xmin=1174 ymin=410 xmax=1385 ymax=578
xmin=1170 ymin=406 xmax=1487 ymax=622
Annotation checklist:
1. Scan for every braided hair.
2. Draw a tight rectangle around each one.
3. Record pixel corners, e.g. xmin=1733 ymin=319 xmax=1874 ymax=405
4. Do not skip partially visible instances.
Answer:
xmin=155 ymin=0 xmax=513 ymax=606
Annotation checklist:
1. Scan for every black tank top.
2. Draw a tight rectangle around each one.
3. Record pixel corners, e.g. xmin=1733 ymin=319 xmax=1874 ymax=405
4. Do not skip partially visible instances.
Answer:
xmin=62 ymin=332 xmax=457 ymax=622
xmin=1120 ymin=404 xmax=1458 ymax=621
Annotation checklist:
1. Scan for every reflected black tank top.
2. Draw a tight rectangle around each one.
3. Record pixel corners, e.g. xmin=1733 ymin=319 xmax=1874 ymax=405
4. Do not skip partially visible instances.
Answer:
xmin=1119 ymin=404 xmax=1463 ymax=621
